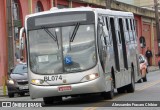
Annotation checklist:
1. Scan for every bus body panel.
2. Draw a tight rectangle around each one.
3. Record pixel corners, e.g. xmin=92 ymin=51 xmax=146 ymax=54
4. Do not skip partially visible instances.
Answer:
xmin=23 ymin=7 xmax=140 ymax=100
xmin=29 ymin=74 xmax=112 ymax=99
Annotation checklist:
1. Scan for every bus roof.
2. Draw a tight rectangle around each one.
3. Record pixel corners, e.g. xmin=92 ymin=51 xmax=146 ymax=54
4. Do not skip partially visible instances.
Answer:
xmin=26 ymin=7 xmax=133 ymax=19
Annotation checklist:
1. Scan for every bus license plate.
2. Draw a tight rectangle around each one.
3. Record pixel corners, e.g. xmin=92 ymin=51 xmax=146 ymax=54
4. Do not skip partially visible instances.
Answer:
xmin=58 ymin=86 xmax=72 ymax=92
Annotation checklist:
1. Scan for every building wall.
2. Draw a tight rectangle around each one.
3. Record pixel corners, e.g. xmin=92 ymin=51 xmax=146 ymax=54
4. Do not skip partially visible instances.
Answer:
xmin=119 ymin=0 xmax=160 ymax=9
xmin=0 ymin=0 xmax=8 ymax=86
xmin=116 ymin=0 xmax=134 ymax=5
xmin=32 ymin=0 xmax=51 ymax=13
xmin=134 ymin=15 xmax=142 ymax=53
xmin=19 ymin=0 xmax=29 ymax=27
xmin=139 ymin=0 xmax=154 ymax=7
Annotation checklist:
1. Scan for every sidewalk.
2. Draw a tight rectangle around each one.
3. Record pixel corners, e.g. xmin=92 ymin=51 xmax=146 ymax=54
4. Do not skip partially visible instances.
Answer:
xmin=148 ymin=66 xmax=159 ymax=72
xmin=0 ymin=86 xmax=7 ymax=97
xmin=0 ymin=66 xmax=159 ymax=97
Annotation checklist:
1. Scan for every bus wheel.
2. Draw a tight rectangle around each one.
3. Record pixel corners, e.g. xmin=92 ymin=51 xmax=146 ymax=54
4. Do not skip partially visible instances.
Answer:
xmin=43 ymin=97 xmax=54 ymax=105
xmin=126 ymin=68 xmax=135 ymax=93
xmin=8 ymin=93 xmax=14 ymax=98
xmin=102 ymin=78 xmax=114 ymax=99
xmin=117 ymin=86 xmax=126 ymax=93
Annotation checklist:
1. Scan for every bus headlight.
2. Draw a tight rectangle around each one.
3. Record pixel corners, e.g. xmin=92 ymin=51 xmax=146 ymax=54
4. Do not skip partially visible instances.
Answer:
xmin=81 ymin=73 xmax=99 ymax=82
xmin=31 ymin=79 xmax=45 ymax=85
xmin=8 ymin=79 xmax=14 ymax=85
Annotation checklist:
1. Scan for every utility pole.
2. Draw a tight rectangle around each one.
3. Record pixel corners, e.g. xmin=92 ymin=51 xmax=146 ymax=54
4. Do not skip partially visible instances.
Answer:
xmin=105 ymin=0 xmax=112 ymax=9
xmin=154 ymin=0 xmax=160 ymax=51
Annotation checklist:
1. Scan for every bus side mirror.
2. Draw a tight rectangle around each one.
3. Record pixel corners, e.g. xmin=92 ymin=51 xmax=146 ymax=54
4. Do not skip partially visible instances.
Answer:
xmin=19 ymin=27 xmax=25 ymax=50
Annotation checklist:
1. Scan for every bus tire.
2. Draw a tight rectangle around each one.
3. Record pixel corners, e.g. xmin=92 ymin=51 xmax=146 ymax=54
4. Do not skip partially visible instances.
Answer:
xmin=8 ymin=93 xmax=14 ymax=98
xmin=43 ymin=97 xmax=54 ymax=105
xmin=19 ymin=93 xmax=25 ymax=96
xmin=102 ymin=78 xmax=114 ymax=99
xmin=126 ymin=68 xmax=135 ymax=93
xmin=117 ymin=86 xmax=126 ymax=93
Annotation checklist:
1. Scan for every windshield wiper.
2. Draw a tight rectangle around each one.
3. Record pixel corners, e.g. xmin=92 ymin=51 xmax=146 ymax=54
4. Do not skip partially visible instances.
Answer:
xmin=41 ymin=26 xmax=59 ymax=49
xmin=41 ymin=26 xmax=57 ymax=41
xmin=54 ymin=31 xmax=59 ymax=49
xmin=70 ymin=22 xmax=80 ymax=42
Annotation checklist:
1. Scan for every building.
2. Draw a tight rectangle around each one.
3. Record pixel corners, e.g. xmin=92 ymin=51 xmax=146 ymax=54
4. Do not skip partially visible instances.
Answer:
xmin=0 ymin=0 xmax=8 ymax=86
xmin=0 ymin=0 xmax=160 ymax=86
xmin=116 ymin=0 xmax=134 ymax=5
xmin=116 ymin=0 xmax=160 ymax=10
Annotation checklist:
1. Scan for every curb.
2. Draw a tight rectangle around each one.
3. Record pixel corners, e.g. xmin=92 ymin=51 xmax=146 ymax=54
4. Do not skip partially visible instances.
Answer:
xmin=148 ymin=68 xmax=159 ymax=72
xmin=149 ymin=70 xmax=159 ymax=72
xmin=0 ymin=92 xmax=7 ymax=97
xmin=0 ymin=95 xmax=7 ymax=97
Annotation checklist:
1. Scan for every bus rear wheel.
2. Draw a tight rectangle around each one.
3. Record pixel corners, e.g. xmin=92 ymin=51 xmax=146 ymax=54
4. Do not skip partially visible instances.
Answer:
xmin=117 ymin=86 xmax=126 ymax=93
xmin=126 ymin=68 xmax=135 ymax=93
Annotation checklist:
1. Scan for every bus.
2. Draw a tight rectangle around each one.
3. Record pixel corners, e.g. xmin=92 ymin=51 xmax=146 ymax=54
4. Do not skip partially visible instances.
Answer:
xmin=19 ymin=7 xmax=141 ymax=104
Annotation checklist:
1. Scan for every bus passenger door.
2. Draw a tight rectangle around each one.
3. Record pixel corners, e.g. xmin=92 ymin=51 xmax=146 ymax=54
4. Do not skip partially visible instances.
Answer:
xmin=97 ymin=16 xmax=108 ymax=73
xmin=98 ymin=16 xmax=114 ymax=74
xmin=110 ymin=17 xmax=120 ymax=72
xmin=102 ymin=17 xmax=114 ymax=73
xmin=118 ymin=18 xmax=129 ymax=86
xmin=118 ymin=18 xmax=128 ymax=70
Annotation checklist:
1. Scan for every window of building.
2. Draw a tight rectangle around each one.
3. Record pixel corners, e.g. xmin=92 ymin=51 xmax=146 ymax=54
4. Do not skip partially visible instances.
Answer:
xmin=35 ymin=1 xmax=44 ymax=12
xmin=57 ymin=4 xmax=68 ymax=9
xmin=12 ymin=0 xmax=20 ymax=20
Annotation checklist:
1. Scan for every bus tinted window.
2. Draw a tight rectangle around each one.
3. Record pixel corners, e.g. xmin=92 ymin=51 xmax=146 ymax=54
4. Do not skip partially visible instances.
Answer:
xmin=126 ymin=19 xmax=129 ymax=31
xmin=130 ymin=19 xmax=133 ymax=30
xmin=105 ymin=17 xmax=109 ymax=30
xmin=105 ymin=17 xmax=111 ymax=45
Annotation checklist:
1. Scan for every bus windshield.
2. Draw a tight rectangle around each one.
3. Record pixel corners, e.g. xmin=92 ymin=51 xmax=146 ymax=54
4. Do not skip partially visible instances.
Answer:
xmin=29 ymin=24 xmax=96 ymax=74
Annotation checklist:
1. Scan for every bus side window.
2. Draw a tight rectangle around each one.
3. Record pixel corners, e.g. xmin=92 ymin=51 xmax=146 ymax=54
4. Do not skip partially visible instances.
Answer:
xmin=132 ymin=19 xmax=137 ymax=43
xmin=103 ymin=17 xmax=111 ymax=46
xmin=98 ymin=16 xmax=106 ymax=47
xmin=129 ymin=19 xmax=134 ymax=41
xmin=117 ymin=18 xmax=122 ymax=44
xmin=106 ymin=17 xmax=113 ymax=45
xmin=125 ymin=19 xmax=130 ymax=43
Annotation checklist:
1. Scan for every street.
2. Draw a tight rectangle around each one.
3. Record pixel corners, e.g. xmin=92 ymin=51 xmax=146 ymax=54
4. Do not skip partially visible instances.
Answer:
xmin=0 ymin=70 xmax=160 ymax=110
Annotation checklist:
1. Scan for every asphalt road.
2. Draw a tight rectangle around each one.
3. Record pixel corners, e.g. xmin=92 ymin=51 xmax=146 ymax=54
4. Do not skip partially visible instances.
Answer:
xmin=0 ymin=70 xmax=160 ymax=110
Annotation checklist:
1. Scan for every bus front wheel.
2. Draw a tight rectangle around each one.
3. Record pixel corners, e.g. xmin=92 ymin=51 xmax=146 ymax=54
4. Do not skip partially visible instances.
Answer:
xmin=102 ymin=78 xmax=114 ymax=99
xmin=43 ymin=97 xmax=54 ymax=105
xmin=43 ymin=96 xmax=62 ymax=105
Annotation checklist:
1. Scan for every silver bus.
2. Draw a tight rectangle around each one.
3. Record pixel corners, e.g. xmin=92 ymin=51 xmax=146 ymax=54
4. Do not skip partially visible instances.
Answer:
xmin=19 ymin=7 xmax=141 ymax=104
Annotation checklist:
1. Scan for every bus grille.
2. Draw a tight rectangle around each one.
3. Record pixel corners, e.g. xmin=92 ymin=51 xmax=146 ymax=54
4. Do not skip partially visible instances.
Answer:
xmin=17 ymin=81 xmax=28 ymax=85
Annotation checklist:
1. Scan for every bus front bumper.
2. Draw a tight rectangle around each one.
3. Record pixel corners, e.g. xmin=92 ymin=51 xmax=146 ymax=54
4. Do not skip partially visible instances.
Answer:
xmin=29 ymin=78 xmax=106 ymax=99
